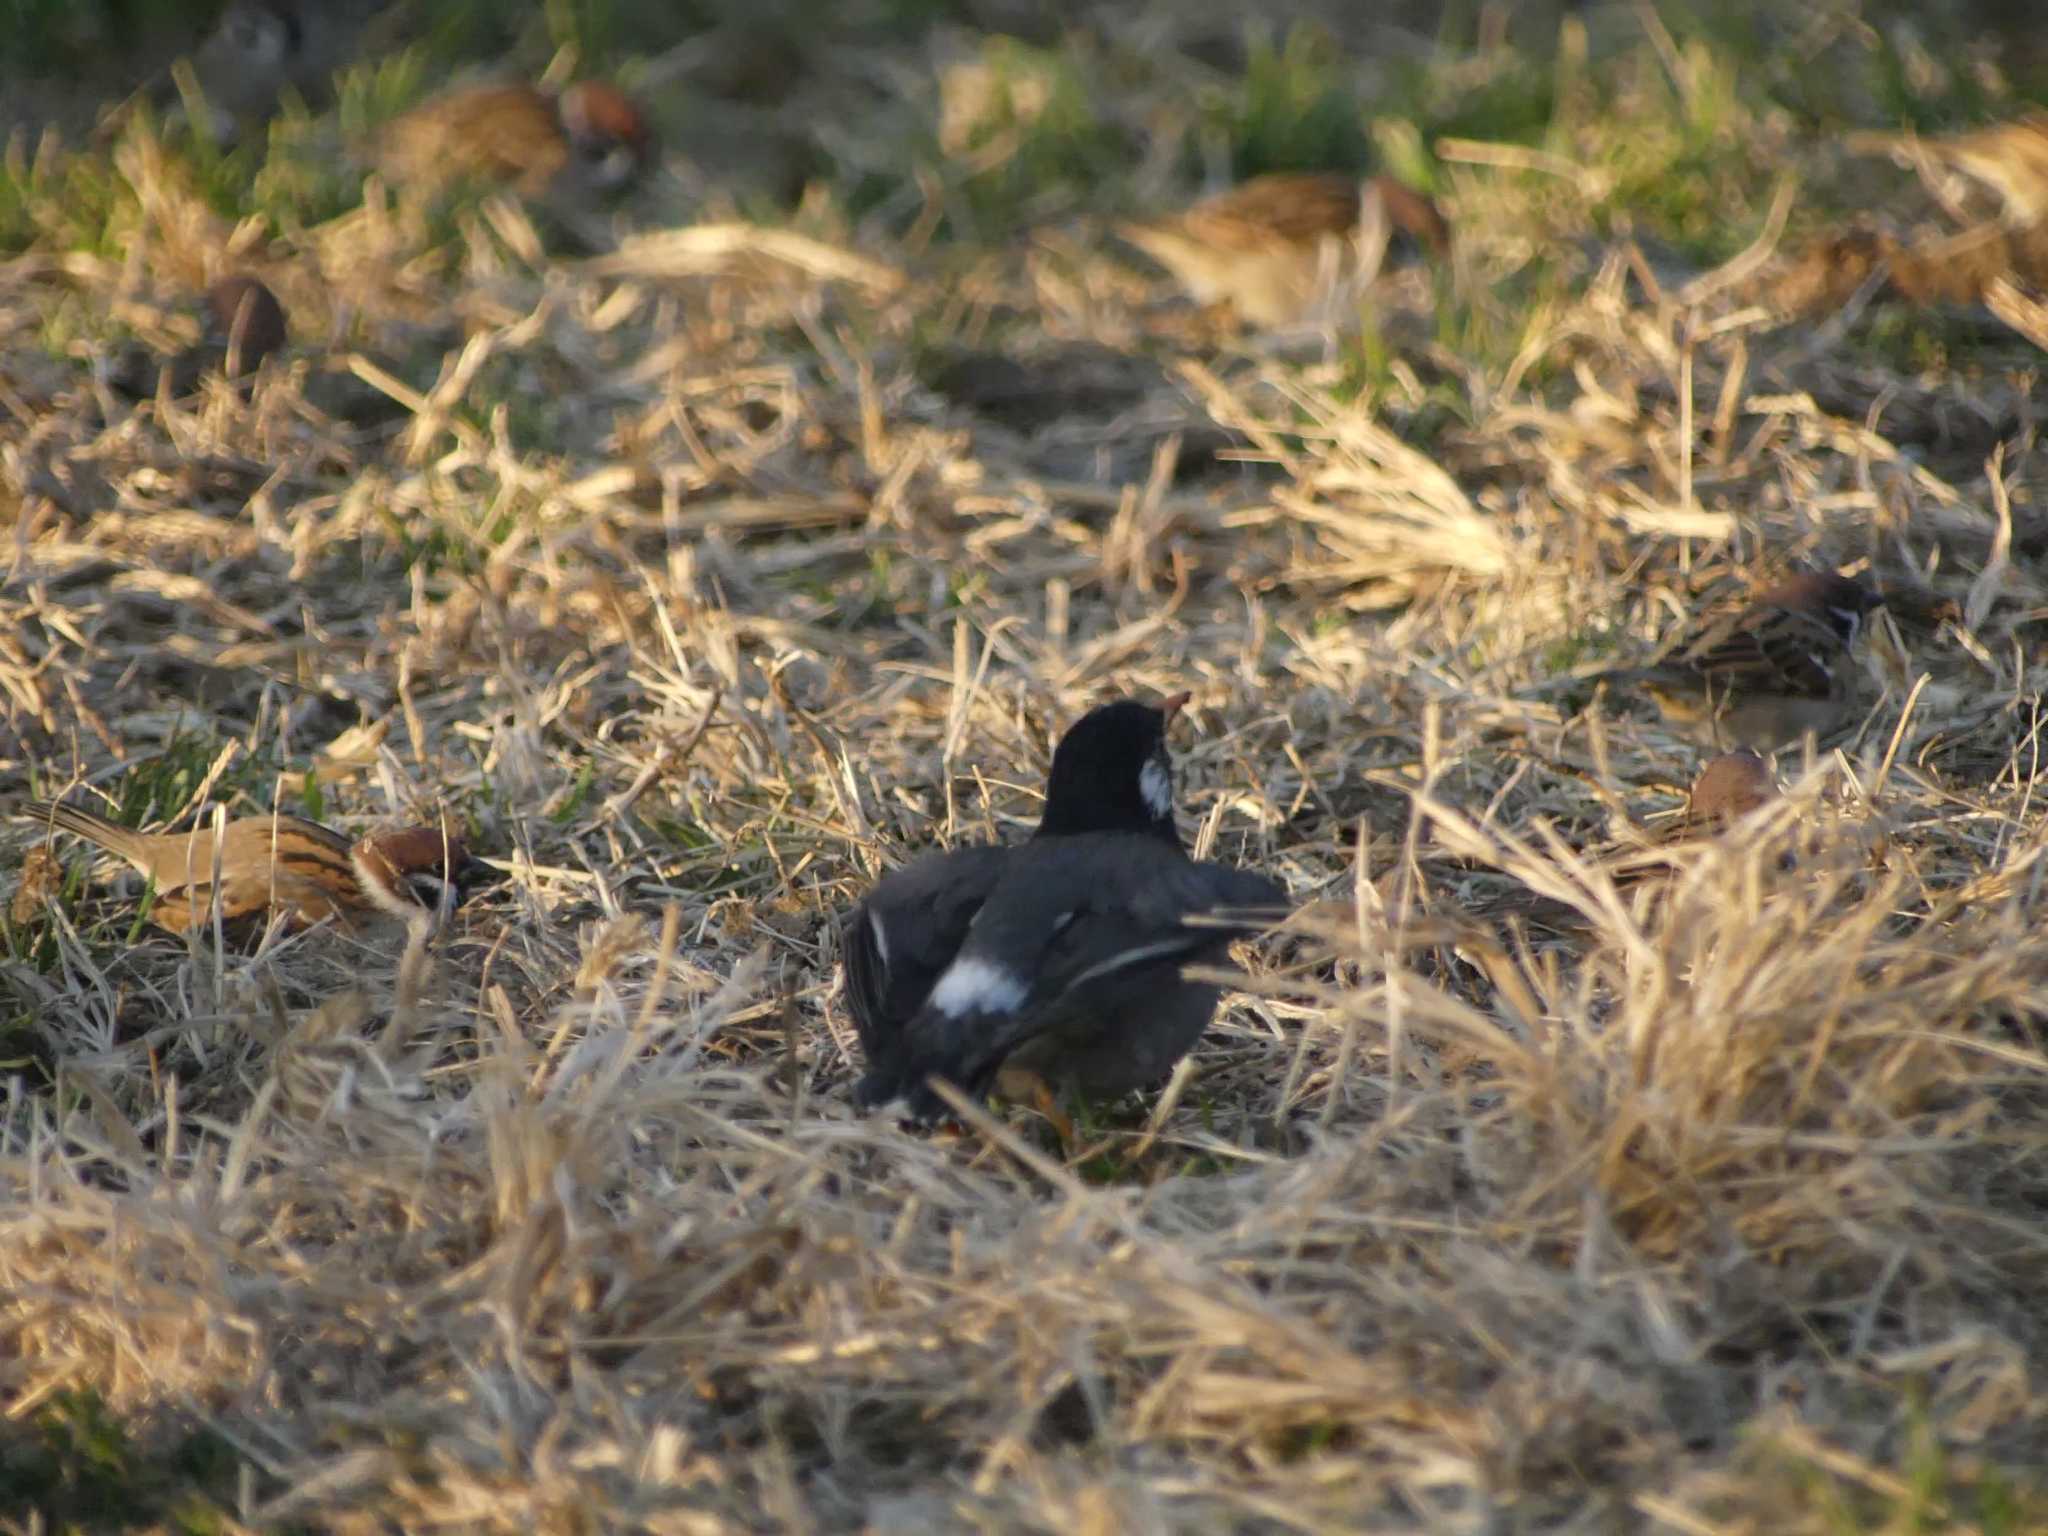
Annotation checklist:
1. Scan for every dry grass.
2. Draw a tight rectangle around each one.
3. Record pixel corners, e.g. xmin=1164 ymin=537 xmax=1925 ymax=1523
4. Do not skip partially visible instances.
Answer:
xmin=4 ymin=4 xmax=2048 ymax=1531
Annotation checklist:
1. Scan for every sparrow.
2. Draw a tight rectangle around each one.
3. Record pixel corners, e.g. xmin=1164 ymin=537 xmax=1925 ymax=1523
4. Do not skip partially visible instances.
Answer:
xmin=1594 ymin=749 xmax=1785 ymax=878
xmin=1119 ymin=171 xmax=1450 ymax=329
xmin=1674 ymin=749 xmax=1779 ymax=833
xmin=1472 ymin=751 xmax=1786 ymax=939
xmin=156 ymin=0 xmax=384 ymax=144
xmin=107 ymin=275 xmax=288 ymax=398
xmin=1585 ymin=570 xmax=1883 ymax=752
xmin=1846 ymin=111 xmax=2048 ymax=228
xmin=1766 ymin=214 xmax=2048 ymax=321
xmin=844 ymin=697 xmax=1288 ymax=1127
xmin=202 ymin=274 xmax=289 ymax=377
xmin=372 ymin=80 xmax=653 ymax=206
xmin=18 ymin=800 xmax=467 ymax=933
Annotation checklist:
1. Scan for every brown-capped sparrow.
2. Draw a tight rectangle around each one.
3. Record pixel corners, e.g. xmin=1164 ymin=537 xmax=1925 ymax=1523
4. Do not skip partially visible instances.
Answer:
xmin=1589 ymin=570 xmax=1882 ymax=752
xmin=1675 ymin=748 xmax=1779 ymax=832
xmin=1472 ymin=752 xmax=1786 ymax=940
xmin=202 ymin=274 xmax=289 ymax=376
xmin=1766 ymin=214 xmax=2048 ymax=320
xmin=172 ymin=0 xmax=385 ymax=143
xmin=1119 ymin=171 xmax=1449 ymax=329
xmin=19 ymin=800 xmax=467 ymax=933
xmin=373 ymin=80 xmax=653 ymax=206
xmin=1582 ymin=749 xmax=1787 ymax=888
xmin=1847 ymin=111 xmax=2048 ymax=228
xmin=107 ymin=275 xmax=289 ymax=399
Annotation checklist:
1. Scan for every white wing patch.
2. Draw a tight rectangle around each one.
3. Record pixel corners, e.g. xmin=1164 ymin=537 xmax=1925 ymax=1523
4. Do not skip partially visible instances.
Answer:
xmin=1139 ymin=756 xmax=1173 ymax=819
xmin=866 ymin=908 xmax=890 ymax=968
xmin=930 ymin=956 xmax=1028 ymax=1017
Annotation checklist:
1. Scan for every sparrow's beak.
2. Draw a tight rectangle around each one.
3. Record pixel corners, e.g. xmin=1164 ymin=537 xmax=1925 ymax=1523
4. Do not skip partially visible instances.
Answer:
xmin=447 ymin=848 xmax=494 ymax=898
xmin=1159 ymin=691 xmax=1192 ymax=722
xmin=404 ymin=849 xmax=492 ymax=923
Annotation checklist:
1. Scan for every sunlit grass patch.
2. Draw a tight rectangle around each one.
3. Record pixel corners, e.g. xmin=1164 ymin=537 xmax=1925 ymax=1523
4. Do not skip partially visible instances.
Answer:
xmin=0 ymin=129 xmax=134 ymax=257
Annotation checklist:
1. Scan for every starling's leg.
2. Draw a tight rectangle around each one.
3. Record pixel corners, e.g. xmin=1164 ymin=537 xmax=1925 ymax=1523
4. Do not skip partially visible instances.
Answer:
xmin=1031 ymin=1077 xmax=1079 ymax=1161
xmin=994 ymin=1063 xmax=1077 ymax=1159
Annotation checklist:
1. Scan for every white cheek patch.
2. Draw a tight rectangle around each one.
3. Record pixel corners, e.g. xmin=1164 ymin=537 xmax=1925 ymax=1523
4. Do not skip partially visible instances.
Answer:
xmin=930 ymin=956 xmax=1028 ymax=1018
xmin=1140 ymin=757 xmax=1173 ymax=819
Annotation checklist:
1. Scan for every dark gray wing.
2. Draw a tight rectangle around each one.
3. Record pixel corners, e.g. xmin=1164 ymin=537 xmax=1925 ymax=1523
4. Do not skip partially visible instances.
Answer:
xmin=842 ymin=844 xmax=1013 ymax=1099
xmin=881 ymin=835 xmax=1288 ymax=1121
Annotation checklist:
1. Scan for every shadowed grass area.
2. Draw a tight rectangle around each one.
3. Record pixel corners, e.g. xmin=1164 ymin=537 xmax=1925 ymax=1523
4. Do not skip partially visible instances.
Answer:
xmin=3 ymin=0 xmax=2048 ymax=1531
xmin=0 ymin=1389 xmax=252 ymax=1534
xmin=5 ymin=0 xmax=220 ymax=72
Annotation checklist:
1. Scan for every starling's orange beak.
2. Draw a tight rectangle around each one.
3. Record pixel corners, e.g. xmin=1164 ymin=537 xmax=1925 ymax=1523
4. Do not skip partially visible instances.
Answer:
xmin=1159 ymin=691 xmax=1191 ymax=722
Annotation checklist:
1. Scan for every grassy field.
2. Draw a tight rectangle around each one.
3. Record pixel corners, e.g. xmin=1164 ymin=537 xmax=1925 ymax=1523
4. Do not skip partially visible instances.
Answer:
xmin=4 ymin=1 xmax=2048 ymax=1530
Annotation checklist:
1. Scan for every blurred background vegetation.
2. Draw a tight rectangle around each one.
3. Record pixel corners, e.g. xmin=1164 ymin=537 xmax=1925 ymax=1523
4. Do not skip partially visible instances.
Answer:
xmin=6 ymin=0 xmax=2048 ymax=150
xmin=5 ymin=0 xmax=2046 ymax=383
xmin=0 ymin=0 xmax=2039 ymax=253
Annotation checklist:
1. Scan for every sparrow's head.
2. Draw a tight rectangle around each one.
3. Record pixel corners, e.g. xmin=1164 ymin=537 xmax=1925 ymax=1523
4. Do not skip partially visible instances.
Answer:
xmin=1687 ymin=749 xmax=1778 ymax=827
xmin=555 ymin=81 xmax=653 ymax=192
xmin=1763 ymin=570 xmax=1881 ymax=644
xmin=349 ymin=822 xmax=483 ymax=921
xmin=204 ymin=0 xmax=299 ymax=66
xmin=182 ymin=1 xmax=301 ymax=138
xmin=1036 ymin=694 xmax=1187 ymax=844
xmin=203 ymin=275 xmax=287 ymax=374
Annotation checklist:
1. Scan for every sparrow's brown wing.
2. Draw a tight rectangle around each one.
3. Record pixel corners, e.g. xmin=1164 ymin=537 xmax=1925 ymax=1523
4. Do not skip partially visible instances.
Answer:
xmin=1670 ymin=605 xmax=1841 ymax=695
xmin=1188 ymin=172 xmax=1360 ymax=248
xmin=379 ymin=86 xmax=568 ymax=195
xmin=212 ymin=814 xmax=353 ymax=866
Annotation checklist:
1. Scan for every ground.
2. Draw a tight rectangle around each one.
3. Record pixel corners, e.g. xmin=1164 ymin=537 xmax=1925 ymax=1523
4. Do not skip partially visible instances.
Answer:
xmin=3 ymin=1 xmax=2048 ymax=1531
